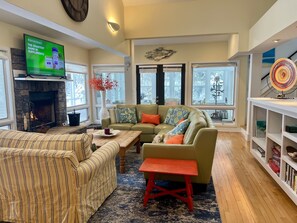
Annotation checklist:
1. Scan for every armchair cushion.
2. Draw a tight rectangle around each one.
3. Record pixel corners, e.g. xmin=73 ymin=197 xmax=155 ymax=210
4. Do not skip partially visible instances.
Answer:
xmin=0 ymin=130 xmax=93 ymax=162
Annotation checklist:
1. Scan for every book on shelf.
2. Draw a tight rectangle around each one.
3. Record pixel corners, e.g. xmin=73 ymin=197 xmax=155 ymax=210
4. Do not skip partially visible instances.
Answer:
xmin=294 ymin=175 xmax=297 ymax=193
xmin=272 ymin=146 xmax=281 ymax=156
xmin=268 ymin=159 xmax=280 ymax=175
xmin=256 ymin=147 xmax=265 ymax=157
xmin=284 ymin=163 xmax=297 ymax=192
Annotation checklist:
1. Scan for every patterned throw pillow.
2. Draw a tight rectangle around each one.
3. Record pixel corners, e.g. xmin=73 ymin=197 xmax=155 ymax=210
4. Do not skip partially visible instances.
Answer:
xmin=167 ymin=119 xmax=190 ymax=135
xmin=152 ymin=134 xmax=164 ymax=143
xmin=164 ymin=107 xmax=190 ymax=126
xmin=117 ymin=107 xmax=137 ymax=124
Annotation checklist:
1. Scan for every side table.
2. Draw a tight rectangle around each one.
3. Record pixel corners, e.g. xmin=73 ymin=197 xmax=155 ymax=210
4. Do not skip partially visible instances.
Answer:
xmin=139 ymin=158 xmax=198 ymax=211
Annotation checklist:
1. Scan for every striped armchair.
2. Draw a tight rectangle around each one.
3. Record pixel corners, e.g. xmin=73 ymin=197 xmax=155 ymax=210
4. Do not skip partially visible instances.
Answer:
xmin=0 ymin=130 xmax=120 ymax=223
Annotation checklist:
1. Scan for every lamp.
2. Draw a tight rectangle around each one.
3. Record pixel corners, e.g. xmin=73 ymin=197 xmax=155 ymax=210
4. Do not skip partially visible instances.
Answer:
xmin=107 ymin=21 xmax=120 ymax=32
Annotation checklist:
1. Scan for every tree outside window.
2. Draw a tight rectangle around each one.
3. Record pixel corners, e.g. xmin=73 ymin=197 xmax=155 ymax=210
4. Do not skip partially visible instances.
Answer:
xmin=192 ymin=63 xmax=237 ymax=123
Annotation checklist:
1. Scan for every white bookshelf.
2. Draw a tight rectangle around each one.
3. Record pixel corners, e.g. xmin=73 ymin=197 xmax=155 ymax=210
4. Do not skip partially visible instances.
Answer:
xmin=249 ymin=97 xmax=297 ymax=205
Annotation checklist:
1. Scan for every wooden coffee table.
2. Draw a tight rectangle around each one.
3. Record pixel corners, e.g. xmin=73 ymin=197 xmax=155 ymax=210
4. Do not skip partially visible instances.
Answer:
xmin=91 ymin=130 xmax=142 ymax=173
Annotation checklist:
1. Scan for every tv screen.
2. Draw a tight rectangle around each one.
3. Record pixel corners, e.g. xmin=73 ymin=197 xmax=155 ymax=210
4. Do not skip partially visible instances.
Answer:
xmin=24 ymin=34 xmax=66 ymax=77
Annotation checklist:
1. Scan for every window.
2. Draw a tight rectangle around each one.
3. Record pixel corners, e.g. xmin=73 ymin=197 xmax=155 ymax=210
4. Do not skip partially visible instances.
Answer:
xmin=92 ymin=65 xmax=125 ymax=120
xmin=0 ymin=50 xmax=15 ymax=129
xmin=65 ymin=63 xmax=89 ymax=122
xmin=192 ymin=63 xmax=237 ymax=124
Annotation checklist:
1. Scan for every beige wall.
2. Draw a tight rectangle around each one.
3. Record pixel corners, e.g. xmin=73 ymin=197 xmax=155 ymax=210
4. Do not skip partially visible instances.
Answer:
xmin=249 ymin=0 xmax=297 ymax=51
xmin=6 ymin=0 xmax=126 ymax=53
xmin=125 ymin=0 xmax=276 ymax=56
xmin=236 ymin=56 xmax=249 ymax=129
xmin=135 ymin=41 xmax=228 ymax=64
xmin=0 ymin=21 xmax=89 ymax=64
xmin=89 ymin=49 xmax=124 ymax=65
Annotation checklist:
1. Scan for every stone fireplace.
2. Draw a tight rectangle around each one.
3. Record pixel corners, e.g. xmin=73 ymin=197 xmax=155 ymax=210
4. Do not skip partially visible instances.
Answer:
xmin=14 ymin=80 xmax=67 ymax=132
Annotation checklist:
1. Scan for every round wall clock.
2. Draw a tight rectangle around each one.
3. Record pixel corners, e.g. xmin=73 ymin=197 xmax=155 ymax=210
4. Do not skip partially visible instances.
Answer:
xmin=61 ymin=0 xmax=89 ymax=22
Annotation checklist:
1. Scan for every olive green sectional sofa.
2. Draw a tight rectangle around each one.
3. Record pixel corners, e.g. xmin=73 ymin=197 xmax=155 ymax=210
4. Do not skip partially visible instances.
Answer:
xmin=102 ymin=104 xmax=218 ymax=190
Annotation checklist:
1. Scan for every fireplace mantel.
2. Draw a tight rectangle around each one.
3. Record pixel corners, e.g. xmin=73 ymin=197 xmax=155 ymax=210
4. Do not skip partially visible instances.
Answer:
xmin=14 ymin=77 xmax=70 ymax=82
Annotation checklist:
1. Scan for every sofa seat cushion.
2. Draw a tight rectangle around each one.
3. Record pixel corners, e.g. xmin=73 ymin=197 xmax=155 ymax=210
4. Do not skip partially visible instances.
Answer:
xmin=131 ymin=123 xmax=155 ymax=134
xmin=0 ymin=130 xmax=93 ymax=162
xmin=109 ymin=123 xmax=134 ymax=130
xmin=154 ymin=123 xmax=174 ymax=134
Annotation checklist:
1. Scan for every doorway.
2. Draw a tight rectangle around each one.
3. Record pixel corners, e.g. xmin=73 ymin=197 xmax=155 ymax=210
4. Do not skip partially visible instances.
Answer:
xmin=136 ymin=64 xmax=185 ymax=105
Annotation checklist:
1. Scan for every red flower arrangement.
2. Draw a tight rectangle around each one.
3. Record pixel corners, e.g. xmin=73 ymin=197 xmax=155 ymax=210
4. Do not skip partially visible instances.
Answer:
xmin=89 ymin=75 xmax=118 ymax=91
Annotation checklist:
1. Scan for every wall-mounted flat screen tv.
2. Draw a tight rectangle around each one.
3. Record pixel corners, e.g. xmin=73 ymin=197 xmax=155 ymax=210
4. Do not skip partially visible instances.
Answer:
xmin=24 ymin=34 xmax=66 ymax=78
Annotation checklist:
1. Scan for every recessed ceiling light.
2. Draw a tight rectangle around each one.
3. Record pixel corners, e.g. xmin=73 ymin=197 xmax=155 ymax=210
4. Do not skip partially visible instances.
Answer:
xmin=273 ymin=39 xmax=280 ymax=43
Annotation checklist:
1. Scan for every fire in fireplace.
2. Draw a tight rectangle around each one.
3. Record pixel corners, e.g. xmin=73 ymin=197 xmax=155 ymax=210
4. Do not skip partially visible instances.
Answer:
xmin=29 ymin=91 xmax=57 ymax=132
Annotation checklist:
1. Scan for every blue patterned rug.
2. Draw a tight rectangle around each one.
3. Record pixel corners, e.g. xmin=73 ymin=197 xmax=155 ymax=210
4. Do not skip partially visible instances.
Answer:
xmin=88 ymin=150 xmax=221 ymax=223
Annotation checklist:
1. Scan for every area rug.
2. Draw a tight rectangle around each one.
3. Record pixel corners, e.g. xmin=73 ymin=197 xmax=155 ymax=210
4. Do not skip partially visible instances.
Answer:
xmin=88 ymin=150 xmax=221 ymax=223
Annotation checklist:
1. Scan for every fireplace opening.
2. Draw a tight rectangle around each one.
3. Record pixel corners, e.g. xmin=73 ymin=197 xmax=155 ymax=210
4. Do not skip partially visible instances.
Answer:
xmin=29 ymin=91 xmax=57 ymax=132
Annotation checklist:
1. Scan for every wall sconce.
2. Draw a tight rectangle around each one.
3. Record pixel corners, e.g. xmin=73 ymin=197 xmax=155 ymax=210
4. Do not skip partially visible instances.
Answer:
xmin=107 ymin=21 xmax=120 ymax=32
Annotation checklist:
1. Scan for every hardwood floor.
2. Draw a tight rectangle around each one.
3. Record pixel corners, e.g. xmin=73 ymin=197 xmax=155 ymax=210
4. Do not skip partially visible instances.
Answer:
xmin=212 ymin=132 xmax=297 ymax=223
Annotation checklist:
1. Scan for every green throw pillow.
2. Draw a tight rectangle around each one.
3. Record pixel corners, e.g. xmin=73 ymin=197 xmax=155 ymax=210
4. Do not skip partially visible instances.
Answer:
xmin=167 ymin=119 xmax=190 ymax=135
xmin=164 ymin=107 xmax=190 ymax=126
xmin=117 ymin=107 xmax=137 ymax=124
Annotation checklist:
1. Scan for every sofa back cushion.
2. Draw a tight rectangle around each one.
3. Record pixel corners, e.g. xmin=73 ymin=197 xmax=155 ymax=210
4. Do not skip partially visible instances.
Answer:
xmin=136 ymin=104 xmax=158 ymax=122
xmin=183 ymin=114 xmax=207 ymax=144
xmin=0 ymin=130 xmax=93 ymax=162
xmin=158 ymin=105 xmax=172 ymax=123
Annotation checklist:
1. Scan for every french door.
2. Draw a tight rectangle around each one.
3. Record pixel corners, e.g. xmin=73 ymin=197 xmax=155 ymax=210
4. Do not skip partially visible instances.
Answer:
xmin=136 ymin=64 xmax=185 ymax=105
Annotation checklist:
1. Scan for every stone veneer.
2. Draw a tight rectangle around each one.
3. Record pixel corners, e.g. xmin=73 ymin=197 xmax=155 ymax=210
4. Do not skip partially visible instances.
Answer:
xmin=11 ymin=48 xmax=67 ymax=131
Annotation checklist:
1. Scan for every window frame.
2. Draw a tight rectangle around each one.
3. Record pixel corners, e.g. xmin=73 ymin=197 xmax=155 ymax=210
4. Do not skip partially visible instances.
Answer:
xmin=190 ymin=62 xmax=238 ymax=126
xmin=0 ymin=49 xmax=16 ymax=129
xmin=136 ymin=64 xmax=186 ymax=105
xmin=92 ymin=64 xmax=125 ymax=123
xmin=65 ymin=62 xmax=90 ymax=123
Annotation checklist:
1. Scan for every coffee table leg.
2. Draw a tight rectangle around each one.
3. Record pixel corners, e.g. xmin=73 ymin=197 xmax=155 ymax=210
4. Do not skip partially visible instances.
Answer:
xmin=120 ymin=154 xmax=125 ymax=173
xmin=136 ymin=138 xmax=141 ymax=154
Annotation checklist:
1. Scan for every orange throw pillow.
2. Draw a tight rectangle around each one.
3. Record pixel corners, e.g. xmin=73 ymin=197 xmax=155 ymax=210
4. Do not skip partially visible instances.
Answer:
xmin=141 ymin=113 xmax=160 ymax=125
xmin=165 ymin=134 xmax=184 ymax=144
xmin=178 ymin=118 xmax=185 ymax=124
